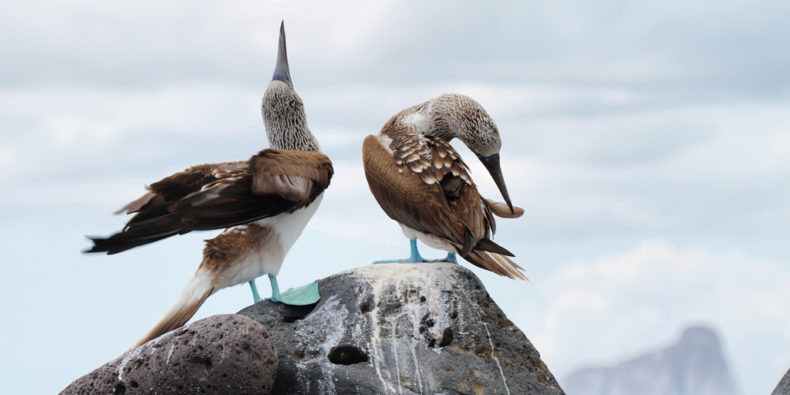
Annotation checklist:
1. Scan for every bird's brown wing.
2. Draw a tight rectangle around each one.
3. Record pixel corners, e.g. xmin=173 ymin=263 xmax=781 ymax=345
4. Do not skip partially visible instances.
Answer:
xmin=249 ymin=149 xmax=333 ymax=204
xmin=86 ymin=149 xmax=333 ymax=254
xmin=363 ymin=133 xmax=493 ymax=256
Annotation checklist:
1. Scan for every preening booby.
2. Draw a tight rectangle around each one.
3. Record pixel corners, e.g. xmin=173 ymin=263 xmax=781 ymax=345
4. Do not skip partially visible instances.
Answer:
xmin=86 ymin=22 xmax=333 ymax=346
xmin=362 ymin=94 xmax=527 ymax=280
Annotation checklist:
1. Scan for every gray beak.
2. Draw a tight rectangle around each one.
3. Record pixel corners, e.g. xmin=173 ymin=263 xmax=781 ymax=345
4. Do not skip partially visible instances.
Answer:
xmin=477 ymin=153 xmax=514 ymax=213
xmin=272 ymin=20 xmax=292 ymax=88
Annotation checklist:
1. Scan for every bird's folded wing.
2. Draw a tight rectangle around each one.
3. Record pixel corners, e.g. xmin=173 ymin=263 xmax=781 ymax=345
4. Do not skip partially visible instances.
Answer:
xmin=117 ymin=161 xmax=247 ymax=225
xmin=88 ymin=151 xmax=333 ymax=254
xmin=363 ymin=135 xmax=488 ymax=254
xmin=249 ymin=149 xmax=334 ymax=203
xmin=169 ymin=149 xmax=333 ymax=229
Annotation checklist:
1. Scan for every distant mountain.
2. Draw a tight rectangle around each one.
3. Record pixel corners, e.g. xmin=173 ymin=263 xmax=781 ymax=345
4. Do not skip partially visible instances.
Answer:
xmin=562 ymin=326 xmax=739 ymax=395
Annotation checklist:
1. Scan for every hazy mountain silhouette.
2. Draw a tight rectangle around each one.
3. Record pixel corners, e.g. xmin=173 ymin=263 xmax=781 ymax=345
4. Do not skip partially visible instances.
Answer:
xmin=563 ymin=326 xmax=738 ymax=395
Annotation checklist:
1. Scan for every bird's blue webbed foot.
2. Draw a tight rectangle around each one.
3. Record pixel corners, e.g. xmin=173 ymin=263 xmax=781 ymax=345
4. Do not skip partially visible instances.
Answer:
xmin=268 ymin=274 xmax=320 ymax=306
xmin=432 ymin=252 xmax=457 ymax=263
xmin=373 ymin=239 xmax=436 ymax=263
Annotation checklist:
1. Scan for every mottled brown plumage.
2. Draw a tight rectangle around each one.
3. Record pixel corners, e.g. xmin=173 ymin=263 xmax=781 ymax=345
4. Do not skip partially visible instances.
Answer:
xmin=87 ymin=149 xmax=332 ymax=255
xmin=363 ymin=93 xmax=527 ymax=280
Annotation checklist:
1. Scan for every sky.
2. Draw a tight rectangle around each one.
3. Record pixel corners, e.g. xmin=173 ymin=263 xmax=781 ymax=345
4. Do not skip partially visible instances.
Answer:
xmin=1 ymin=1 xmax=789 ymax=393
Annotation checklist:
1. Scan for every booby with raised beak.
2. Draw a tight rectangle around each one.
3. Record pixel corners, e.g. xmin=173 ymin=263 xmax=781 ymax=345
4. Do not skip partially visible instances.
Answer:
xmin=362 ymin=94 xmax=527 ymax=280
xmin=86 ymin=22 xmax=332 ymax=346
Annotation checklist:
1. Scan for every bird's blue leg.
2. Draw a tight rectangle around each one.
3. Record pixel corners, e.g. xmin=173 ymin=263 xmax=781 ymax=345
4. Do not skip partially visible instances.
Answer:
xmin=268 ymin=273 xmax=320 ymax=306
xmin=373 ymin=239 xmax=430 ymax=263
xmin=268 ymin=274 xmax=282 ymax=302
xmin=249 ymin=279 xmax=261 ymax=303
xmin=409 ymin=239 xmax=424 ymax=261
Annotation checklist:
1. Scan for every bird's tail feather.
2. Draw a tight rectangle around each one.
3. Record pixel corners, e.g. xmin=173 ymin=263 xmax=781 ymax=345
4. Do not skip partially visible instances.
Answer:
xmin=474 ymin=238 xmax=515 ymax=257
xmin=85 ymin=215 xmax=183 ymax=255
xmin=464 ymin=250 xmax=529 ymax=281
xmin=133 ymin=270 xmax=214 ymax=348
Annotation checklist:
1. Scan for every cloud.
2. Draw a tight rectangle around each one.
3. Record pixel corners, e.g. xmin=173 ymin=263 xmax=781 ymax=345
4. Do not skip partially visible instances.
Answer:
xmin=4 ymin=80 xmax=790 ymax=242
xmin=1 ymin=2 xmax=789 ymax=393
xmin=3 ymin=1 xmax=789 ymax=96
xmin=516 ymin=240 xmax=790 ymax=394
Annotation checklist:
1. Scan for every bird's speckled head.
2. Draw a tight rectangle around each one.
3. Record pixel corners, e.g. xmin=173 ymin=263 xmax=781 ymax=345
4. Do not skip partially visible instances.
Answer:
xmin=429 ymin=94 xmax=502 ymax=157
xmin=260 ymin=21 xmax=319 ymax=152
xmin=431 ymin=94 xmax=512 ymax=211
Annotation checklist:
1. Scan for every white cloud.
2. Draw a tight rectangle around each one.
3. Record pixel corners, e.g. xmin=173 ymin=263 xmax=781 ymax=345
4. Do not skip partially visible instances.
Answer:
xmin=518 ymin=240 xmax=790 ymax=394
xmin=0 ymin=147 xmax=15 ymax=170
xmin=1 ymin=2 xmax=789 ymax=394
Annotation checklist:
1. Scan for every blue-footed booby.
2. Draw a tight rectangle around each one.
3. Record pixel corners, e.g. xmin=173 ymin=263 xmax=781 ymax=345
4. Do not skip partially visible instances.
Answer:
xmin=86 ymin=22 xmax=333 ymax=346
xmin=362 ymin=94 xmax=527 ymax=280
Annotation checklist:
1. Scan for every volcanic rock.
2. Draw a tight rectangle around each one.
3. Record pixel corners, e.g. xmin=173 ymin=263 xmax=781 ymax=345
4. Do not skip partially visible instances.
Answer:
xmin=61 ymin=314 xmax=277 ymax=394
xmin=239 ymin=262 xmax=563 ymax=394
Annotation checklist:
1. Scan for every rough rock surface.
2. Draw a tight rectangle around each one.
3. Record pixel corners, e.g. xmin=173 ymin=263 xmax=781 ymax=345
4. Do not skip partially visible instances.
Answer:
xmin=774 ymin=368 xmax=790 ymax=395
xmin=562 ymin=326 xmax=738 ymax=395
xmin=62 ymin=314 xmax=277 ymax=394
xmin=239 ymin=262 xmax=563 ymax=394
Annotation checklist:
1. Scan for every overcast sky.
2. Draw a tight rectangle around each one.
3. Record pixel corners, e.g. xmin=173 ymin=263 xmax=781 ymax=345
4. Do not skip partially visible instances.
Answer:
xmin=1 ymin=1 xmax=789 ymax=393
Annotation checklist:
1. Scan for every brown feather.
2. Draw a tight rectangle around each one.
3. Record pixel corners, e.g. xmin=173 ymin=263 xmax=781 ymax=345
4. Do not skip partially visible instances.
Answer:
xmin=461 ymin=228 xmax=476 ymax=257
xmin=115 ymin=191 xmax=156 ymax=215
xmin=475 ymin=238 xmax=515 ymax=257
xmin=364 ymin=134 xmax=475 ymax=250
xmin=134 ymin=224 xmax=277 ymax=347
xmin=249 ymin=149 xmax=333 ymax=203
xmin=465 ymin=250 xmax=529 ymax=281
xmin=87 ymin=150 xmax=332 ymax=254
xmin=134 ymin=280 xmax=214 ymax=347
xmin=364 ymin=133 xmax=496 ymax=257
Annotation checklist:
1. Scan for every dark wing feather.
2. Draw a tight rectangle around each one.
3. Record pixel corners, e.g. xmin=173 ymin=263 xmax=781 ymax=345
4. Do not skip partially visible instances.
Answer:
xmin=249 ymin=149 xmax=333 ymax=203
xmin=86 ymin=149 xmax=333 ymax=254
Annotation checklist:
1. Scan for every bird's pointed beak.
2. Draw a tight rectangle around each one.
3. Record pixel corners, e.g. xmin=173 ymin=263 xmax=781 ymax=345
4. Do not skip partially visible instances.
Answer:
xmin=272 ymin=20 xmax=292 ymax=88
xmin=476 ymin=153 xmax=514 ymax=213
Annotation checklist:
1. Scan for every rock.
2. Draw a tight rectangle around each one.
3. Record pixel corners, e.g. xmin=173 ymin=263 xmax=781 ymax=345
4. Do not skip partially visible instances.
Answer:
xmin=773 ymin=368 xmax=790 ymax=395
xmin=562 ymin=326 xmax=738 ymax=395
xmin=61 ymin=314 xmax=277 ymax=395
xmin=239 ymin=262 xmax=564 ymax=394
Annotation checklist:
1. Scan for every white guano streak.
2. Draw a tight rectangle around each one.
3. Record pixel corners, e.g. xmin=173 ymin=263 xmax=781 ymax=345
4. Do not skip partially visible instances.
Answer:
xmin=350 ymin=263 xmax=458 ymax=393
xmin=116 ymin=346 xmax=143 ymax=381
xmin=389 ymin=318 xmax=403 ymax=395
xmin=293 ymin=295 xmax=345 ymax=395
xmin=461 ymin=291 xmax=511 ymax=395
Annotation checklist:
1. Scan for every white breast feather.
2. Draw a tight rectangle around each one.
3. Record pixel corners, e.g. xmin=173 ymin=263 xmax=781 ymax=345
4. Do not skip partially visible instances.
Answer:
xmin=215 ymin=194 xmax=325 ymax=288
xmin=402 ymin=112 xmax=430 ymax=133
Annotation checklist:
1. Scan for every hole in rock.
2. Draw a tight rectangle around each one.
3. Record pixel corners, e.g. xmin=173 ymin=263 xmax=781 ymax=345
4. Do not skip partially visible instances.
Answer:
xmin=328 ymin=345 xmax=369 ymax=365
xmin=439 ymin=327 xmax=453 ymax=347
xmin=188 ymin=356 xmax=213 ymax=370
xmin=359 ymin=300 xmax=373 ymax=314
xmin=278 ymin=303 xmax=318 ymax=323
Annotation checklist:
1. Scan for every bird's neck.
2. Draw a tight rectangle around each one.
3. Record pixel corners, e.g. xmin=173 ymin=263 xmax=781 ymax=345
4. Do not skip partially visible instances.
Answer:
xmin=399 ymin=99 xmax=463 ymax=142
xmin=267 ymin=128 xmax=320 ymax=151
xmin=264 ymin=115 xmax=320 ymax=152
